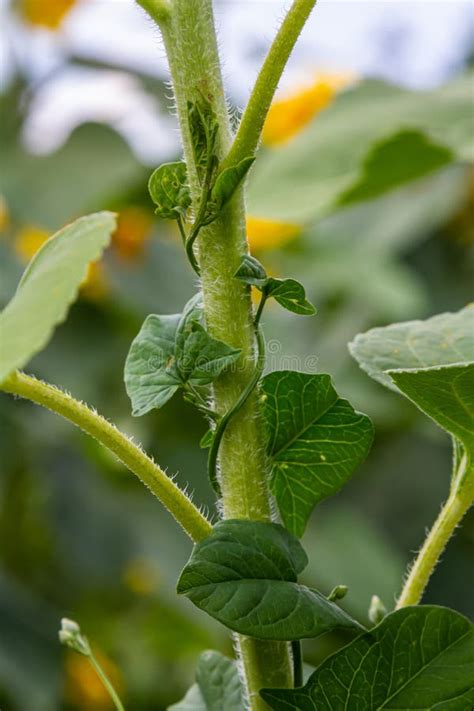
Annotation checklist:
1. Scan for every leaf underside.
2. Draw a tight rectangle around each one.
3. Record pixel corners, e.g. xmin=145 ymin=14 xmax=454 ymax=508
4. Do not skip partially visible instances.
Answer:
xmin=169 ymin=650 xmax=243 ymax=711
xmin=0 ymin=212 xmax=116 ymax=382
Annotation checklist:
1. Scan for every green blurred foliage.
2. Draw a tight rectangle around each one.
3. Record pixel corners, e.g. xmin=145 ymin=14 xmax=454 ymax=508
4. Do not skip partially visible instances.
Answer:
xmin=1 ymin=26 xmax=474 ymax=711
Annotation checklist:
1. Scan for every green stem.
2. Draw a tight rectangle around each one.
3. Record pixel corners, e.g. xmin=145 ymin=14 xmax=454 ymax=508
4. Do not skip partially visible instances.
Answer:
xmin=207 ymin=325 xmax=266 ymax=495
xmin=396 ymin=454 xmax=473 ymax=608
xmin=89 ymin=652 xmax=125 ymax=711
xmin=220 ymin=0 xmax=317 ymax=171
xmin=0 ymin=371 xmax=212 ymax=543
xmin=153 ymin=1 xmax=295 ymax=704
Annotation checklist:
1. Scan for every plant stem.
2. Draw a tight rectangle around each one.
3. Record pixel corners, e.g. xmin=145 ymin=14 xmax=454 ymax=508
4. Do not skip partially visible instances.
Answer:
xmin=153 ymin=0 xmax=294 ymax=704
xmin=0 ymin=371 xmax=212 ymax=543
xmin=396 ymin=455 xmax=473 ymax=608
xmin=221 ymin=0 xmax=317 ymax=171
xmin=89 ymin=652 xmax=125 ymax=711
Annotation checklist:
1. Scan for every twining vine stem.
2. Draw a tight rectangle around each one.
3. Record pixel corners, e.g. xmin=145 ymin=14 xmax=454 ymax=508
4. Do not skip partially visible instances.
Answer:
xmin=0 ymin=371 xmax=212 ymax=544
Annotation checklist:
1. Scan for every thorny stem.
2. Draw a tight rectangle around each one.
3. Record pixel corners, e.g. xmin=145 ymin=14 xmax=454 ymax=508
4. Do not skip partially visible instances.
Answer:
xmin=0 ymin=371 xmax=212 ymax=543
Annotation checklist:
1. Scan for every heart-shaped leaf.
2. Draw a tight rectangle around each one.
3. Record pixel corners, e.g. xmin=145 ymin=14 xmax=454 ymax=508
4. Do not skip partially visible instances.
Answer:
xmin=124 ymin=294 xmax=240 ymax=416
xmin=177 ymin=520 xmax=362 ymax=640
xmin=0 ymin=212 xmax=116 ymax=383
xmin=235 ymin=256 xmax=316 ymax=316
xmin=262 ymin=371 xmax=374 ymax=537
xmin=148 ymin=161 xmax=191 ymax=220
xmin=169 ymin=650 xmax=243 ymax=711
xmin=349 ymin=306 xmax=474 ymax=480
xmin=261 ymin=605 xmax=474 ymax=710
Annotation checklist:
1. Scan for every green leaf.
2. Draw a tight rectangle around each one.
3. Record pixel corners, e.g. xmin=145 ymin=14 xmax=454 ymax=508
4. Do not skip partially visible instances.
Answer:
xmin=264 ymin=278 xmax=316 ymax=316
xmin=188 ymin=99 xmax=219 ymax=184
xmin=169 ymin=651 xmax=243 ymax=711
xmin=199 ymin=429 xmax=214 ymax=449
xmin=148 ymin=161 xmax=191 ymax=220
xmin=0 ymin=212 xmax=116 ymax=383
xmin=234 ymin=257 xmax=316 ymax=316
xmin=248 ymin=72 xmax=473 ymax=223
xmin=262 ymin=371 xmax=374 ymax=537
xmin=124 ymin=294 xmax=240 ymax=415
xmin=211 ymin=156 xmax=255 ymax=211
xmin=349 ymin=306 xmax=474 ymax=476
xmin=261 ymin=605 xmax=474 ymax=710
xmin=177 ymin=520 xmax=362 ymax=640
xmin=349 ymin=305 xmax=474 ymax=390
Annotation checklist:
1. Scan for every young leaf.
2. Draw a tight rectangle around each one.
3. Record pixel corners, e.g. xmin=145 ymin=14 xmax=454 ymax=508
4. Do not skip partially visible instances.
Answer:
xmin=0 ymin=212 xmax=116 ymax=383
xmin=177 ymin=520 xmax=362 ymax=640
xmin=188 ymin=99 xmax=219 ymax=183
xmin=124 ymin=294 xmax=240 ymax=416
xmin=349 ymin=306 xmax=474 ymax=479
xmin=148 ymin=161 xmax=191 ymax=220
xmin=264 ymin=278 xmax=316 ymax=316
xmin=262 ymin=371 xmax=374 ymax=537
xmin=169 ymin=651 xmax=243 ymax=711
xmin=261 ymin=605 xmax=474 ymax=710
xmin=210 ymin=156 xmax=255 ymax=212
xmin=235 ymin=257 xmax=316 ymax=316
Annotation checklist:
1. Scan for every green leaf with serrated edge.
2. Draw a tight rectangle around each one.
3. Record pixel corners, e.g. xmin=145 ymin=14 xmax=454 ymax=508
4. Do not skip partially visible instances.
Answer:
xmin=234 ymin=257 xmax=316 ymax=316
xmin=0 ymin=212 xmax=116 ymax=383
xmin=349 ymin=305 xmax=474 ymax=390
xmin=210 ymin=156 xmax=255 ymax=211
xmin=124 ymin=294 xmax=240 ymax=416
xmin=338 ymin=129 xmax=453 ymax=206
xmin=124 ymin=314 xmax=181 ymax=415
xmin=169 ymin=651 xmax=243 ymax=711
xmin=148 ymin=161 xmax=191 ymax=220
xmin=262 ymin=371 xmax=373 ymax=537
xmin=265 ymin=278 xmax=316 ymax=316
xmin=349 ymin=306 xmax=474 ymax=478
xmin=177 ymin=520 xmax=362 ymax=641
xmin=261 ymin=606 xmax=474 ymax=710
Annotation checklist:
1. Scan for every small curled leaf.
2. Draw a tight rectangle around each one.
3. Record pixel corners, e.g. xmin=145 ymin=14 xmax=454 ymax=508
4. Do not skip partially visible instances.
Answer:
xmin=234 ymin=254 xmax=267 ymax=285
xmin=148 ymin=161 xmax=191 ymax=220
xmin=211 ymin=156 xmax=255 ymax=212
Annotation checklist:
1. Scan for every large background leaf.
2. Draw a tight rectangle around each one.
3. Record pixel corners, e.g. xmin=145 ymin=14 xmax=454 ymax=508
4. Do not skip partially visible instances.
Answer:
xmin=262 ymin=371 xmax=373 ymax=537
xmin=0 ymin=212 xmax=116 ymax=382
xmin=261 ymin=606 xmax=474 ymax=710
xmin=248 ymin=73 xmax=473 ymax=222
xmin=177 ymin=520 xmax=361 ymax=640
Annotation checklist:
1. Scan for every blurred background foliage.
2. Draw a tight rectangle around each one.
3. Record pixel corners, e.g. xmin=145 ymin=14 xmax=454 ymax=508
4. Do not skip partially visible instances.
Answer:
xmin=0 ymin=1 xmax=473 ymax=709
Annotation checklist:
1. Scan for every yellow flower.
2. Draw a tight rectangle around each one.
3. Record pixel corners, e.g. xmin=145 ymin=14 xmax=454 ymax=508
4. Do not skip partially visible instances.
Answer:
xmin=64 ymin=649 xmax=124 ymax=710
xmin=262 ymin=72 xmax=355 ymax=146
xmin=19 ymin=0 xmax=78 ymax=29
xmin=246 ymin=216 xmax=301 ymax=252
xmin=14 ymin=225 xmax=50 ymax=262
xmin=112 ymin=207 xmax=153 ymax=262
xmin=122 ymin=558 xmax=157 ymax=596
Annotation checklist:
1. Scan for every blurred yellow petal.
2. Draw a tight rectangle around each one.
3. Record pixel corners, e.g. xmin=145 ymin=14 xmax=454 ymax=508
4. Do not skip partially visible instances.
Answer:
xmin=246 ymin=216 xmax=301 ymax=252
xmin=19 ymin=0 xmax=78 ymax=29
xmin=263 ymin=72 xmax=355 ymax=146
xmin=80 ymin=261 xmax=109 ymax=301
xmin=112 ymin=207 xmax=153 ymax=262
xmin=14 ymin=225 xmax=50 ymax=262
xmin=0 ymin=196 xmax=10 ymax=235
xmin=64 ymin=649 xmax=124 ymax=710
xmin=122 ymin=558 xmax=157 ymax=596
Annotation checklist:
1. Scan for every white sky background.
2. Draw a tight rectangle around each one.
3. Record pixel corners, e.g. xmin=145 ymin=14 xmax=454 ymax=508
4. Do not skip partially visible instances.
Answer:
xmin=1 ymin=0 xmax=473 ymax=163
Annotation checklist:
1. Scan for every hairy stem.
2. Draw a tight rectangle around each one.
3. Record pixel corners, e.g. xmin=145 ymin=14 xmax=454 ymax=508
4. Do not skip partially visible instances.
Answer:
xmin=221 ymin=0 xmax=317 ymax=171
xmin=149 ymin=0 xmax=295 ymax=704
xmin=397 ymin=453 xmax=473 ymax=608
xmin=1 ymin=371 xmax=212 ymax=543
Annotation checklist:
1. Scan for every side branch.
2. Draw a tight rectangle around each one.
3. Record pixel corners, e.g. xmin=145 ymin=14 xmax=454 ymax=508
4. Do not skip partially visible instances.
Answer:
xmin=1 ymin=371 xmax=212 ymax=543
xmin=221 ymin=0 xmax=317 ymax=170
